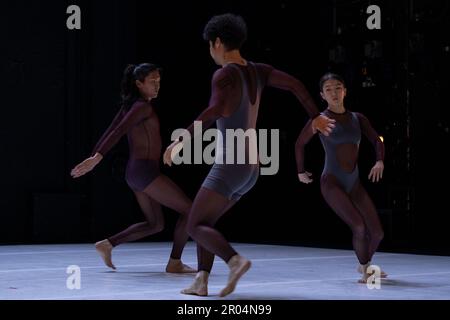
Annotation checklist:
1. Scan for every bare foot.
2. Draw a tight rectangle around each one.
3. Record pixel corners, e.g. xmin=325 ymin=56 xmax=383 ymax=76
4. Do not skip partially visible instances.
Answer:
xmin=358 ymin=277 xmax=369 ymax=284
xmin=357 ymin=263 xmax=386 ymax=284
xmin=166 ymin=258 xmax=197 ymax=273
xmin=181 ymin=271 xmax=209 ymax=296
xmin=357 ymin=263 xmax=388 ymax=278
xmin=219 ymin=255 xmax=251 ymax=297
xmin=358 ymin=263 xmax=370 ymax=284
xmin=95 ymin=240 xmax=116 ymax=270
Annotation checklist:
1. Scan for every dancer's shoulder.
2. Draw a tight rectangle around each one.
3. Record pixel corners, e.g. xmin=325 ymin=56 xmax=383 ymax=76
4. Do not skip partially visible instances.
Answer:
xmin=215 ymin=64 xmax=240 ymax=77
xmin=249 ymin=62 xmax=274 ymax=86
xmin=253 ymin=62 xmax=274 ymax=74
xmin=212 ymin=66 xmax=239 ymax=88
xmin=353 ymin=111 xmax=368 ymax=120
xmin=128 ymin=99 xmax=153 ymax=116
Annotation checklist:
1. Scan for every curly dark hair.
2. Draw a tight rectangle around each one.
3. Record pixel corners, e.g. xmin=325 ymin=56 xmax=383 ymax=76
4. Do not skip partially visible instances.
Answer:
xmin=203 ymin=13 xmax=248 ymax=50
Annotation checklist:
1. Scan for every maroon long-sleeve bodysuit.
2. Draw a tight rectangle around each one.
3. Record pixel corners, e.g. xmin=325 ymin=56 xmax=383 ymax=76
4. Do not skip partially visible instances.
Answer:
xmin=91 ymin=99 xmax=192 ymax=260
xmin=92 ymin=99 xmax=162 ymax=192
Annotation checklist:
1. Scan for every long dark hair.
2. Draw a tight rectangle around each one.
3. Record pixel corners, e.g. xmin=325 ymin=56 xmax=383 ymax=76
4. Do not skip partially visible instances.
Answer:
xmin=319 ymin=73 xmax=346 ymax=92
xmin=120 ymin=63 xmax=160 ymax=111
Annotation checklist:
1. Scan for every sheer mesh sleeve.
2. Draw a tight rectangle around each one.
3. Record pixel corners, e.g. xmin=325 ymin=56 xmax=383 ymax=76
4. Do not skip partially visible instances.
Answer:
xmin=93 ymin=101 xmax=150 ymax=156
xmin=356 ymin=112 xmax=385 ymax=162
xmin=91 ymin=106 xmax=125 ymax=156
xmin=256 ymin=63 xmax=320 ymax=119
xmin=295 ymin=119 xmax=316 ymax=173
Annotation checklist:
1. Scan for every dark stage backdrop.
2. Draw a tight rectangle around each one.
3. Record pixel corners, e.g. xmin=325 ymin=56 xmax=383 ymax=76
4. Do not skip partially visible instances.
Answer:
xmin=1 ymin=0 xmax=449 ymax=255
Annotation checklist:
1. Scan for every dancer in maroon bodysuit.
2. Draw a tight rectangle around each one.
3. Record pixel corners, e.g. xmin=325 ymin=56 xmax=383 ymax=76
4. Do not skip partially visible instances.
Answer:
xmin=71 ymin=63 xmax=195 ymax=273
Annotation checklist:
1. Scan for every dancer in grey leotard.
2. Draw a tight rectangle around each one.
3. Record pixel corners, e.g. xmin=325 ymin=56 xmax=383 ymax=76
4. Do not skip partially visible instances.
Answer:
xmin=296 ymin=73 xmax=387 ymax=283
xmin=164 ymin=14 xmax=336 ymax=297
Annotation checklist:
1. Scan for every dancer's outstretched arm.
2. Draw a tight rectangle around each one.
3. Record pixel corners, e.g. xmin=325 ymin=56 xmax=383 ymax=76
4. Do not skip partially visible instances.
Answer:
xmin=257 ymin=63 xmax=335 ymax=136
xmin=71 ymin=102 xmax=149 ymax=178
xmin=91 ymin=106 xmax=125 ymax=157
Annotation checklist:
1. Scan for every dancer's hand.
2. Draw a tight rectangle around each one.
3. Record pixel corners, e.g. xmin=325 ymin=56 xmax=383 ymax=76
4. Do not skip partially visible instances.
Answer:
xmin=71 ymin=153 xmax=103 ymax=178
xmin=163 ymin=140 xmax=183 ymax=167
xmin=312 ymin=115 xmax=335 ymax=136
xmin=298 ymin=172 xmax=313 ymax=184
xmin=368 ymin=160 xmax=384 ymax=183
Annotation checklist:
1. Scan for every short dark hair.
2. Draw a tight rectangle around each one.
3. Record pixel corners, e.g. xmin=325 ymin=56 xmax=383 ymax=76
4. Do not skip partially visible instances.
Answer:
xmin=319 ymin=73 xmax=346 ymax=92
xmin=203 ymin=13 xmax=248 ymax=50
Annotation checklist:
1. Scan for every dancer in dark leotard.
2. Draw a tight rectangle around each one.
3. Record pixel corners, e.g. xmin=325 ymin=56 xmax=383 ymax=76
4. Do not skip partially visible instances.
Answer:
xmin=295 ymin=73 xmax=387 ymax=283
xmin=71 ymin=63 xmax=195 ymax=273
xmin=163 ymin=14 xmax=336 ymax=297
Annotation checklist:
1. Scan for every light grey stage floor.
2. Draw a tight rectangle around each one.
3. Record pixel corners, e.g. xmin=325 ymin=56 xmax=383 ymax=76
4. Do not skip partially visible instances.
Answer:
xmin=1 ymin=242 xmax=449 ymax=300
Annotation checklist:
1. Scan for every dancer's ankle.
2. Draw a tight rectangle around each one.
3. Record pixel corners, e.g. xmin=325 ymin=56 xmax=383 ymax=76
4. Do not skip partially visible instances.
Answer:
xmin=196 ymin=270 xmax=210 ymax=280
